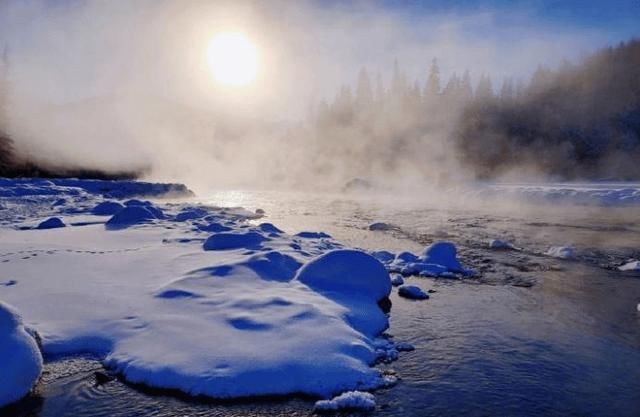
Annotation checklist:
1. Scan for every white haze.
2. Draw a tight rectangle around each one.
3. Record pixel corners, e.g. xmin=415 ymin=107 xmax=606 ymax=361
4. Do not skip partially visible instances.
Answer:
xmin=0 ymin=0 xmax=618 ymax=193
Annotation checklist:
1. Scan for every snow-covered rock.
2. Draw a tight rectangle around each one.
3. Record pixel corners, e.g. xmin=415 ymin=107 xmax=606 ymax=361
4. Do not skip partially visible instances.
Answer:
xmin=390 ymin=274 xmax=404 ymax=286
xmin=295 ymin=231 xmax=332 ymax=239
xmin=488 ymin=239 xmax=518 ymax=250
xmin=398 ymin=285 xmax=430 ymax=300
xmin=371 ymin=250 xmax=395 ymax=264
xmin=37 ymin=217 xmax=65 ymax=229
xmin=546 ymin=246 xmax=576 ymax=259
xmin=91 ymin=201 xmax=125 ymax=216
xmin=388 ymin=241 xmax=472 ymax=278
xmin=368 ymin=222 xmax=393 ymax=231
xmin=295 ymin=249 xmax=391 ymax=303
xmin=0 ymin=302 xmax=43 ymax=407
xmin=175 ymin=208 xmax=209 ymax=222
xmin=395 ymin=342 xmax=415 ymax=352
xmin=314 ymin=391 xmax=376 ymax=412
xmin=202 ymin=231 xmax=268 ymax=250
xmin=618 ymin=260 xmax=640 ymax=272
xmin=0 ymin=179 xmax=402 ymax=401
xmin=105 ymin=206 xmax=156 ymax=229
xmin=421 ymin=241 xmax=464 ymax=272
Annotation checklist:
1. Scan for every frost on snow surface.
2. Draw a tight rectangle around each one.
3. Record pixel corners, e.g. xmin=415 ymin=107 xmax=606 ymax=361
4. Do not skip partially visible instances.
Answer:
xmin=314 ymin=390 xmax=376 ymax=412
xmin=0 ymin=302 xmax=43 ymax=407
xmin=0 ymin=179 xmax=400 ymax=401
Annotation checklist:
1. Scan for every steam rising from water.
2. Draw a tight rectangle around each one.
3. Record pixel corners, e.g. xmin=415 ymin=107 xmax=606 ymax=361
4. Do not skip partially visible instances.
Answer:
xmin=0 ymin=0 xmax=620 ymax=192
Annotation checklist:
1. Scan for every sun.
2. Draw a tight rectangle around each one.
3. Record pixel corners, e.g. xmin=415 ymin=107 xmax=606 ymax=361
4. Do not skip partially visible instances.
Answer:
xmin=207 ymin=32 xmax=259 ymax=87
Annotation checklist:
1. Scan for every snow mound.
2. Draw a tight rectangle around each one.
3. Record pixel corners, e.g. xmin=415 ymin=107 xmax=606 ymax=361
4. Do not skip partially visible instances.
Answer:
xmin=242 ymin=251 xmax=302 ymax=281
xmin=92 ymin=201 xmax=125 ymax=216
xmin=124 ymin=200 xmax=164 ymax=219
xmin=546 ymin=246 xmax=576 ymax=259
xmin=257 ymin=223 xmax=283 ymax=234
xmin=368 ymin=222 xmax=393 ymax=231
xmin=387 ymin=242 xmax=472 ymax=278
xmin=618 ymin=260 xmax=640 ymax=272
xmin=489 ymin=239 xmax=518 ymax=250
xmin=37 ymin=217 xmax=65 ymax=229
xmin=175 ymin=208 xmax=209 ymax=222
xmin=398 ymin=285 xmax=429 ymax=300
xmin=421 ymin=241 xmax=464 ymax=272
xmin=0 ymin=302 xmax=43 ymax=407
xmin=203 ymin=231 xmax=268 ymax=251
xmin=195 ymin=222 xmax=232 ymax=233
xmin=314 ymin=391 xmax=376 ymax=412
xmin=105 ymin=206 xmax=156 ymax=229
xmin=390 ymin=274 xmax=404 ymax=286
xmin=295 ymin=231 xmax=331 ymax=239
xmin=295 ymin=250 xmax=391 ymax=303
xmin=371 ymin=250 xmax=395 ymax=264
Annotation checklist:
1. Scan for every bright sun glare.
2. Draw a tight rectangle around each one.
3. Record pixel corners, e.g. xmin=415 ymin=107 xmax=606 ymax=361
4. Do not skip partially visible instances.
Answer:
xmin=207 ymin=32 xmax=259 ymax=87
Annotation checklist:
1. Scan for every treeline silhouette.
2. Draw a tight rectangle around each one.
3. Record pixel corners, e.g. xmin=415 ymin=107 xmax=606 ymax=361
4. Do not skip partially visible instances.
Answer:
xmin=311 ymin=39 xmax=640 ymax=181
xmin=0 ymin=48 xmax=142 ymax=180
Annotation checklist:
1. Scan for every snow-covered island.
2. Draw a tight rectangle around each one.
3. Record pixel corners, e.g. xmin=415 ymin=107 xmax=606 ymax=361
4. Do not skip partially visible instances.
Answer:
xmin=0 ymin=178 xmax=471 ymax=410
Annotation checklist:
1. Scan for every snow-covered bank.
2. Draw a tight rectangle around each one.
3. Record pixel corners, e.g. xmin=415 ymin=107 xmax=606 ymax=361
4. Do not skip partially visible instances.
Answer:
xmin=476 ymin=182 xmax=640 ymax=206
xmin=0 ymin=178 xmax=192 ymax=199
xmin=0 ymin=302 xmax=43 ymax=407
xmin=0 ymin=179 xmax=415 ymax=404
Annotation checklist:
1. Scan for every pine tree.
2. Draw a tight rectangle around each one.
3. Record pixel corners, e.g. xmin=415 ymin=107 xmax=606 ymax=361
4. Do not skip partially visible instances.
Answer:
xmin=424 ymin=58 xmax=441 ymax=99
xmin=460 ymin=70 xmax=473 ymax=101
xmin=355 ymin=67 xmax=373 ymax=111
xmin=475 ymin=74 xmax=494 ymax=101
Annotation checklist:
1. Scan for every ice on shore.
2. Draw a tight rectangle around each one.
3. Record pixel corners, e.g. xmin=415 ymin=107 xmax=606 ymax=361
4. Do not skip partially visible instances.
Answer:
xmin=314 ymin=390 xmax=376 ymax=412
xmin=0 ymin=302 xmax=43 ymax=407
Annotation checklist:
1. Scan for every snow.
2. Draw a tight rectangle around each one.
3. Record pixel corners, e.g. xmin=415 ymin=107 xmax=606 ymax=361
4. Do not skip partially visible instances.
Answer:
xmin=387 ymin=241 xmax=473 ymax=278
xmin=546 ymin=246 xmax=576 ymax=259
xmin=0 ymin=302 xmax=43 ymax=407
xmin=105 ymin=205 xmax=157 ymax=229
xmin=296 ymin=250 xmax=391 ymax=304
xmin=295 ymin=231 xmax=332 ymax=239
xmin=488 ymin=239 xmax=518 ymax=250
xmin=398 ymin=285 xmax=429 ymax=300
xmin=368 ymin=222 xmax=393 ymax=231
xmin=390 ymin=274 xmax=404 ymax=286
xmin=618 ymin=260 xmax=640 ymax=272
xmin=37 ymin=217 xmax=65 ymax=229
xmin=0 ymin=179 xmax=407 ymax=401
xmin=395 ymin=342 xmax=415 ymax=352
xmin=202 ymin=231 xmax=268 ymax=250
xmin=92 ymin=201 xmax=125 ymax=216
xmin=314 ymin=390 xmax=376 ymax=412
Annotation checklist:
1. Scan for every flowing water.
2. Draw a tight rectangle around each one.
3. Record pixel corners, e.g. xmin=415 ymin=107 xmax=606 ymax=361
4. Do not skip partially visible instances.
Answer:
xmin=5 ymin=190 xmax=640 ymax=416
